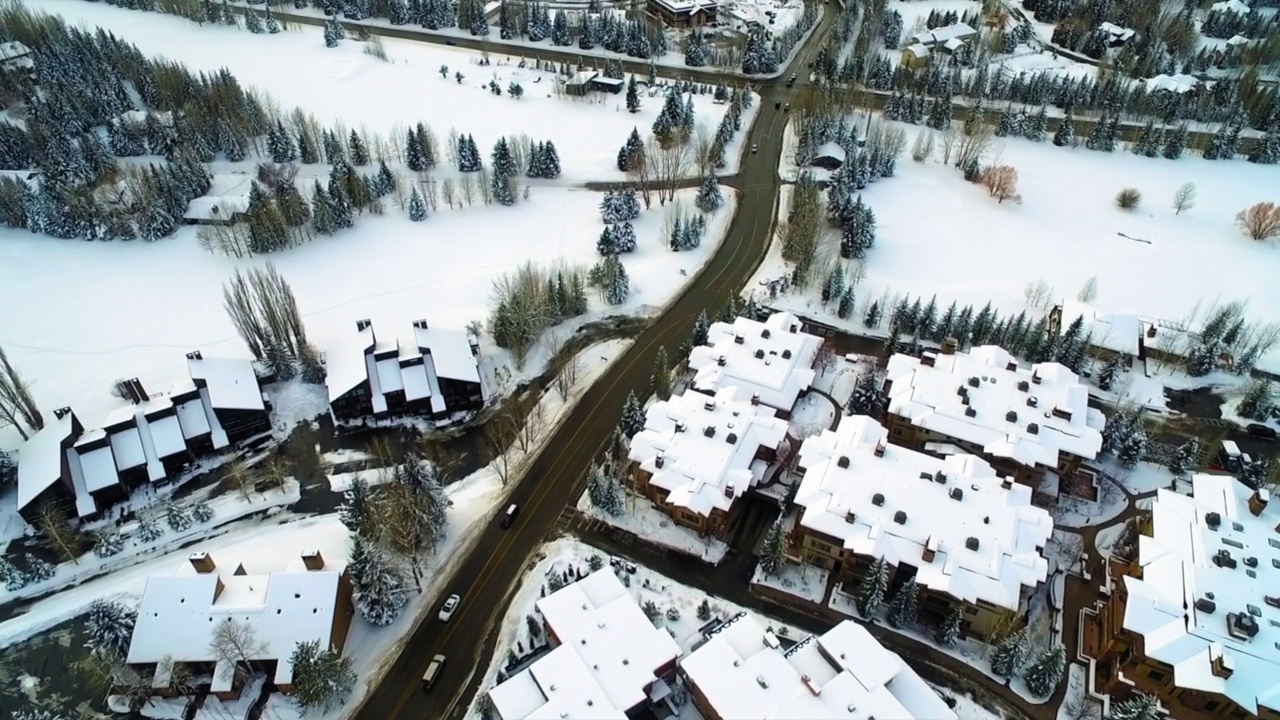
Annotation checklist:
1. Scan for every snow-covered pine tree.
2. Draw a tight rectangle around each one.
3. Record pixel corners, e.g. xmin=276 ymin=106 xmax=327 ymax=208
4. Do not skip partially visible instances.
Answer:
xmin=85 ymin=598 xmax=138 ymax=659
xmin=1117 ymin=428 xmax=1148 ymax=468
xmin=613 ymin=221 xmax=636 ymax=252
xmin=0 ymin=555 xmax=25 ymax=591
xmin=616 ymin=187 xmax=640 ymax=221
xmin=620 ymin=391 xmax=646 ymax=437
xmin=822 ymin=266 xmax=845 ymax=306
xmin=652 ymin=345 xmax=671 ymax=400
xmin=863 ymin=300 xmax=882 ymax=329
xmin=597 ymin=225 xmax=619 ymax=256
xmin=690 ymin=310 xmax=711 ymax=347
xmin=1242 ymin=456 xmax=1271 ymax=491
xmin=989 ymin=627 xmax=1032 ymax=678
xmin=626 ymin=75 xmax=641 ymax=113
xmin=587 ymin=461 xmax=625 ymax=516
xmin=139 ymin=203 xmax=177 ymax=242
xmin=1096 ymin=354 xmax=1122 ymax=391
xmin=887 ymin=577 xmax=918 ymax=629
xmin=289 ymin=639 xmax=357 ymax=713
xmin=1023 ymin=644 xmax=1066 ymax=698
xmin=1052 ymin=110 xmax=1075 ymax=147
xmin=324 ymin=15 xmax=345 ymax=47
xmin=1236 ymin=379 xmax=1273 ymax=421
xmin=758 ymin=518 xmax=786 ymax=576
xmin=350 ymin=536 xmax=409 ymax=626
xmin=1167 ymin=437 xmax=1199 ymax=476
xmin=684 ymin=29 xmax=708 ymax=67
xmin=605 ymin=256 xmax=630 ymax=305
xmin=551 ymin=11 xmax=571 ymax=46
xmin=191 ymin=500 xmax=215 ymax=524
xmin=1249 ymin=124 xmax=1280 ymax=165
xmin=137 ymin=515 xmax=164 ymax=543
xmin=340 ymin=476 xmax=375 ymax=538
xmin=695 ymin=174 xmax=723 ymax=212
xmin=856 ymin=556 xmax=889 ymax=617
xmin=348 ymin=130 xmax=369 ymax=166
xmin=935 ymin=604 xmax=963 ymax=646
xmin=492 ymin=168 xmax=515 ymax=205
xmin=403 ymin=186 xmax=426 ymax=221
xmin=25 ymin=556 xmax=54 ymax=583
xmin=600 ymin=190 xmax=622 ymax=224
xmin=837 ymin=288 xmax=855 ymax=319
xmin=1108 ymin=693 xmax=1159 ymax=720
xmin=846 ymin=372 xmax=881 ymax=415
xmin=741 ymin=24 xmax=777 ymax=74
xmin=93 ymin=528 xmax=125 ymax=558
xmin=165 ymin=502 xmax=193 ymax=532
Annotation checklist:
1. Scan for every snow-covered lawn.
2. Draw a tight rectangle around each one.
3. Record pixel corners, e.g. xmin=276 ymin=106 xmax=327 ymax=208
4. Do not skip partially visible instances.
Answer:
xmin=463 ymin=536 xmax=801 ymax=720
xmin=327 ymin=467 xmax=394 ymax=493
xmin=30 ymin=0 xmax=753 ymax=182
xmin=810 ymin=355 xmax=866 ymax=408
xmin=1045 ymin=529 xmax=1085 ymax=576
xmin=576 ymin=489 xmax=730 ymax=563
xmin=1 ymin=187 xmax=733 ymax=427
xmin=930 ymin=682 xmax=1015 ymax=720
xmin=1052 ymin=472 xmax=1129 ymax=529
xmin=1057 ymin=662 xmax=1103 ymax=720
xmin=1101 ymin=460 xmax=1174 ymax=496
xmin=891 ymin=0 xmax=978 ymax=34
xmin=787 ymin=391 xmax=836 ymax=439
xmin=751 ymin=560 xmax=829 ymax=604
xmin=0 ymin=479 xmax=300 ymax=605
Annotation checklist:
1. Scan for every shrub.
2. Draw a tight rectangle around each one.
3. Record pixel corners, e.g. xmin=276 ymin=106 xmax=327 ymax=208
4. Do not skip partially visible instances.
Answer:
xmin=1115 ymin=188 xmax=1142 ymax=209
xmin=980 ymin=165 xmax=1018 ymax=203
xmin=1236 ymin=202 xmax=1280 ymax=240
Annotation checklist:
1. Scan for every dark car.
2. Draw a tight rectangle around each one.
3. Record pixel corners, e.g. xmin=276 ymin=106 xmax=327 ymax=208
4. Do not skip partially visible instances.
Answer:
xmin=500 ymin=503 xmax=521 ymax=528
xmin=1246 ymin=423 xmax=1277 ymax=440
xmin=444 ymin=40 xmax=458 ymax=46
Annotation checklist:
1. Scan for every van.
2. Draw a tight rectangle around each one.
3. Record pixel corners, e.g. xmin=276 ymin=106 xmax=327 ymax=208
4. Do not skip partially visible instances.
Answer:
xmin=422 ymin=654 xmax=446 ymax=691
xmin=500 ymin=503 xmax=521 ymax=529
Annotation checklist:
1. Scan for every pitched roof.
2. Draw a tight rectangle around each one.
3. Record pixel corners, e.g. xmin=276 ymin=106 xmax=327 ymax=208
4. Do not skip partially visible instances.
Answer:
xmin=15 ymin=410 xmax=78 ymax=511
xmin=681 ymin=614 xmax=957 ymax=720
xmin=687 ymin=312 xmax=823 ymax=413
xmin=187 ymin=356 xmax=265 ymax=411
xmin=1121 ymin=474 xmax=1280 ymax=715
xmin=795 ymin=416 xmax=1053 ymax=610
xmin=413 ymin=324 xmax=482 ymax=385
xmin=628 ymin=387 xmax=789 ymax=517
xmin=911 ymin=22 xmax=977 ymax=46
xmin=885 ymin=346 xmax=1104 ymax=469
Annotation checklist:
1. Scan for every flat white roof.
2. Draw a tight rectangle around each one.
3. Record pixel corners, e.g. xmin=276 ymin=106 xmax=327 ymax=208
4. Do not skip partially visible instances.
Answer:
xmin=1211 ymin=0 xmax=1249 ymax=14
xmin=328 ymin=320 xmax=481 ymax=414
xmin=491 ymin=570 xmax=679 ymax=719
xmin=1145 ymin=73 xmax=1200 ymax=94
xmin=1057 ymin=300 xmax=1145 ymax=356
xmin=687 ymin=312 xmax=823 ymax=413
xmin=885 ymin=346 xmax=1103 ymax=470
xmin=188 ymin=356 xmax=264 ymax=411
xmin=796 ymin=416 xmax=1053 ymax=611
xmin=15 ymin=411 xmax=77 ymax=511
xmin=1098 ymin=21 xmax=1135 ymax=40
xmin=650 ymin=0 xmax=717 ymax=13
xmin=1121 ymin=474 xmax=1280 ymax=715
xmin=127 ymin=552 xmax=346 ymax=686
xmin=681 ymin=615 xmax=956 ymax=720
xmin=402 ymin=362 xmax=432 ymax=402
xmin=79 ymin=445 xmax=121 ymax=493
xmin=109 ymin=425 xmax=146 ymax=471
xmin=628 ymin=387 xmax=789 ymax=518
xmin=173 ymin=390 xmax=212 ymax=440
xmin=375 ymin=356 xmax=404 ymax=394
xmin=413 ymin=324 xmax=482 ymax=385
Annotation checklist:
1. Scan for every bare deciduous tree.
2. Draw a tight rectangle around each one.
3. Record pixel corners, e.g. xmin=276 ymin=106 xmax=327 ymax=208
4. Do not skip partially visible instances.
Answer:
xmin=626 ymin=146 xmax=653 ymax=209
xmin=1023 ymin=279 xmax=1055 ymax=310
xmin=38 ymin=500 xmax=85 ymax=563
xmin=1172 ymin=182 xmax=1196 ymax=214
xmin=484 ymin=415 xmax=514 ymax=486
xmin=222 ymin=264 xmax=307 ymax=360
xmin=654 ymin=142 xmax=691 ymax=205
xmin=1077 ymin=275 xmax=1099 ymax=303
xmin=981 ymin=165 xmax=1019 ymax=203
xmin=554 ymin=351 xmax=581 ymax=400
xmin=1115 ymin=187 xmax=1142 ymax=210
xmin=1237 ymin=202 xmax=1280 ymax=240
xmin=459 ymin=173 xmax=477 ymax=206
xmin=0 ymin=345 xmax=44 ymax=440
xmin=221 ymin=458 xmax=255 ymax=501
xmin=938 ymin=124 xmax=961 ymax=165
xmin=955 ymin=127 xmax=996 ymax=172
xmin=441 ymin=177 xmax=456 ymax=209
xmin=209 ymin=617 xmax=267 ymax=684
xmin=910 ymin=130 xmax=934 ymax=163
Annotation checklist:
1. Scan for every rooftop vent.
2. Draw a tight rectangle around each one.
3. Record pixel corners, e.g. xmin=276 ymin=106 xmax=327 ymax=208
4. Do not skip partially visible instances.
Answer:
xmin=961 ymin=395 xmax=971 ymax=407
xmin=355 ymin=319 xmax=372 ymax=332
xmin=1195 ymin=598 xmax=1217 ymax=614
xmin=949 ymin=487 xmax=964 ymax=501
xmin=1027 ymin=397 xmax=1039 ymax=408
xmin=751 ymin=393 xmax=761 ymax=406
xmin=845 ymin=509 xmax=856 ymax=524
xmin=964 ymin=407 xmax=977 ymax=418
xmin=301 ymin=550 xmax=325 ymax=571
xmin=968 ymin=376 xmax=981 ymax=388
xmin=1027 ymin=422 xmax=1040 ymax=435
xmin=724 ymin=483 xmax=735 ymax=499
xmin=922 ymin=537 xmax=937 ymax=563
xmin=1017 ymin=380 xmax=1030 ymax=392
xmin=957 ymin=386 xmax=969 ymax=398
xmin=655 ymin=453 xmax=665 ymax=468
xmin=941 ymin=337 xmax=958 ymax=355
xmin=704 ymin=426 xmax=716 ymax=438
xmin=186 ymin=350 xmax=204 ymax=361
xmin=921 ymin=353 xmax=937 ymax=367
xmin=919 ymin=472 xmax=933 ymax=481
xmin=754 ymin=349 xmax=766 ymax=359
xmin=1205 ymin=512 xmax=1221 ymax=530
xmin=873 ymin=441 xmax=886 ymax=458
xmin=717 ymin=355 xmax=727 ymax=367
xmin=756 ymin=676 xmax=769 ymax=690
xmin=725 ymin=432 xmax=738 ymax=444
xmin=53 ymin=406 xmax=73 ymax=420
xmin=893 ymin=510 xmax=907 ymax=525
xmin=1052 ymin=407 xmax=1073 ymax=421
xmin=412 ymin=318 xmax=429 ymax=330
xmin=189 ymin=552 xmax=216 ymax=574
xmin=762 ymin=329 xmax=772 ymax=339
xmin=1244 ymin=556 xmax=1259 ymax=568
xmin=705 ymin=399 xmax=716 ymax=411
xmin=1249 ymin=488 xmax=1270 ymax=516
xmin=675 ymin=422 xmax=686 ymax=433
xmin=802 ymin=674 xmax=821 ymax=697
xmin=872 ymin=493 xmax=885 ymax=507
xmin=734 ymin=335 xmax=745 ymax=344
xmin=1001 ymin=479 xmax=1013 ymax=490
xmin=1031 ymin=372 xmax=1042 ymax=385
xmin=1006 ymin=411 xmax=1018 ymax=423
xmin=1211 ymin=649 xmax=1234 ymax=680
xmin=838 ymin=456 xmax=850 ymax=469
xmin=1264 ymin=596 xmax=1280 ymax=609
xmin=934 ymin=471 xmax=947 ymax=484
xmin=763 ymin=631 xmax=781 ymax=649
xmin=965 ymin=537 xmax=980 ymax=551
xmin=1228 ymin=612 xmax=1260 ymax=640
xmin=1212 ymin=549 xmax=1238 ymax=569
xmin=1006 ymin=361 xmax=1018 ymax=372
xmin=782 ymin=349 xmax=792 ymax=360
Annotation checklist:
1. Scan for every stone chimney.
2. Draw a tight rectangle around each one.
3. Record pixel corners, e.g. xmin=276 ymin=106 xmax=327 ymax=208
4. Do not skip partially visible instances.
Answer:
xmin=189 ymin=552 xmax=216 ymax=574
xmin=1249 ymin=488 xmax=1270 ymax=517
xmin=941 ymin=337 xmax=958 ymax=355
xmin=301 ymin=550 xmax=325 ymax=571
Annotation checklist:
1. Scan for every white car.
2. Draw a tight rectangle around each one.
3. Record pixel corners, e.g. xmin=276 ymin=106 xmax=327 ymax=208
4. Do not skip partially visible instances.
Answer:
xmin=752 ymin=144 xmax=759 ymax=154
xmin=439 ymin=594 xmax=460 ymax=622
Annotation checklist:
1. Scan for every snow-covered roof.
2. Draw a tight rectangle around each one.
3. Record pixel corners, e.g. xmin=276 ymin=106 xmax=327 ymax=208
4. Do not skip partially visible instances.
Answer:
xmin=795 ymin=416 xmax=1053 ymax=611
xmin=15 ymin=410 xmax=78 ymax=511
xmin=327 ymin=322 xmax=377 ymax=402
xmin=813 ymin=142 xmax=846 ymax=163
xmin=1211 ymin=0 xmax=1249 ymax=14
xmin=567 ymin=70 xmax=598 ymax=86
xmin=904 ymin=43 xmax=930 ymax=58
xmin=78 ymin=445 xmax=120 ymax=494
xmin=1145 ymin=73 xmax=1200 ymax=94
xmin=885 ymin=346 xmax=1103 ymax=470
xmin=681 ymin=615 xmax=957 ymax=720
xmin=1056 ymin=300 xmax=1145 ymax=356
xmin=492 ymin=570 xmax=680 ymax=719
xmin=413 ymin=323 xmax=481 ymax=384
xmin=127 ymin=550 xmax=347 ymax=687
xmin=911 ymin=22 xmax=977 ymax=47
xmin=650 ymin=0 xmax=718 ymax=14
xmin=182 ymin=174 xmax=254 ymax=221
xmin=109 ymin=425 xmax=146 ymax=471
xmin=628 ymin=387 xmax=789 ymax=518
xmin=0 ymin=40 xmax=31 ymax=61
xmin=688 ymin=312 xmax=823 ymax=413
xmin=1120 ymin=474 xmax=1280 ymax=716
xmin=187 ymin=356 xmax=265 ymax=411
xmin=1226 ymin=34 xmax=1250 ymax=46
xmin=1098 ymin=21 xmax=1135 ymax=40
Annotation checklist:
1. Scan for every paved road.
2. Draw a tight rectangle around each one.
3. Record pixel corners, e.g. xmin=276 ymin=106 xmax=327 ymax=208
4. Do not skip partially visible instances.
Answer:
xmin=353 ymin=10 xmax=838 ymax=720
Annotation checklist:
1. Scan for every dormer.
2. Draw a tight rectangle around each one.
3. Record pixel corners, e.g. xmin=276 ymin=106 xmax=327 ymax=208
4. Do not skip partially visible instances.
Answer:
xmin=1051 ymin=407 xmax=1073 ymax=421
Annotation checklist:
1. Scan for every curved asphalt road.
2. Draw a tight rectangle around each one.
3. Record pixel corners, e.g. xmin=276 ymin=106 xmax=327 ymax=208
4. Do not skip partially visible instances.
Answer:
xmin=350 ymin=11 xmax=838 ymax=720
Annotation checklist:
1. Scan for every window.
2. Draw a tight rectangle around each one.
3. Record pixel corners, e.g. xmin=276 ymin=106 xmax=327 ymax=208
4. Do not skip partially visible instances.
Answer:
xmin=1145 ymin=668 xmax=1165 ymax=682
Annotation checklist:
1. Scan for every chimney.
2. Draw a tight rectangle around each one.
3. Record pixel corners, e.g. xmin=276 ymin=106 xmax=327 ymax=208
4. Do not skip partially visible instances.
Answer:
xmin=1027 ymin=422 xmax=1040 ymax=434
xmin=655 ymin=453 xmax=665 ymax=468
xmin=781 ymin=349 xmax=792 ymax=360
xmin=1052 ymin=407 xmax=1073 ymax=421
xmin=873 ymin=441 xmax=886 ymax=458
xmin=965 ymin=537 xmax=980 ymax=551
xmin=1017 ymin=380 xmax=1030 ymax=392
xmin=1211 ymin=649 xmax=1234 ymax=680
xmin=872 ymin=493 xmax=885 ymax=506
xmin=301 ymin=550 xmax=325 ymax=571
xmin=761 ymin=328 xmax=771 ymax=339
xmin=893 ymin=510 xmax=907 ymax=525
xmin=934 ymin=471 xmax=947 ymax=484
xmin=802 ymin=675 xmax=821 ymax=697
xmin=751 ymin=393 xmax=761 ymax=406
xmin=189 ymin=552 xmax=216 ymax=574
xmin=724 ymin=483 xmax=735 ymax=499
xmin=922 ymin=536 xmax=937 ymax=563
xmin=356 ymin=319 xmax=372 ymax=332
xmin=941 ymin=337 xmax=958 ymax=355
xmin=968 ymin=376 xmax=981 ymax=388
xmin=717 ymin=355 xmax=727 ymax=367
xmin=412 ymin=319 xmax=429 ymax=330
xmin=53 ymin=406 xmax=72 ymax=420
xmin=1031 ymin=371 xmax=1042 ymax=385
xmin=1027 ymin=397 xmax=1039 ymax=408
xmin=734 ymin=335 xmax=745 ymax=345
xmin=1249 ymin=488 xmax=1270 ymax=517
xmin=844 ymin=509 xmax=856 ymax=524
xmin=920 ymin=353 xmax=937 ymax=367
xmin=725 ymin=432 xmax=738 ymax=444
xmin=704 ymin=426 xmax=717 ymax=438
xmin=1205 ymin=511 xmax=1221 ymax=529
xmin=919 ymin=472 xmax=933 ymax=481
xmin=704 ymin=399 xmax=717 ymax=411
xmin=1001 ymin=478 xmax=1013 ymax=490
xmin=1006 ymin=410 xmax=1018 ymax=423
xmin=838 ymin=456 xmax=850 ymax=469
xmin=964 ymin=407 xmax=977 ymax=418
xmin=949 ymin=487 xmax=963 ymax=501
xmin=754 ymin=349 xmax=765 ymax=359
xmin=1006 ymin=361 xmax=1018 ymax=372
xmin=186 ymin=350 xmax=203 ymax=361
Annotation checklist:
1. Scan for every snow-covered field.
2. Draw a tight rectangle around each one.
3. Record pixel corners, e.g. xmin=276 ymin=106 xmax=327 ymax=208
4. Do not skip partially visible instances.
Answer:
xmin=751 ymin=560 xmax=829 ymax=604
xmin=1 ymin=187 xmax=733 ymax=427
xmin=29 ymin=0 xmax=753 ymax=182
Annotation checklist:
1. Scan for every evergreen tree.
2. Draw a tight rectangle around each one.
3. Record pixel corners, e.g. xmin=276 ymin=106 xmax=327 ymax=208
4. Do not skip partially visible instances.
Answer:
xmin=691 ymin=310 xmax=711 ymax=347
xmin=1117 ymin=427 xmax=1148 ymax=468
xmin=587 ymin=461 xmax=625 ymax=516
xmin=165 ymin=502 xmax=192 ymax=532
xmin=139 ymin=203 xmax=176 ymax=241
xmin=1162 ymin=124 xmax=1188 ymax=160
xmin=1096 ymin=354 xmax=1122 ymax=391
xmin=85 ymin=598 xmax=137 ymax=659
xmin=1167 ymin=437 xmax=1199 ymax=476
xmin=92 ymin=528 xmax=126 ymax=558
xmin=1024 ymin=644 xmax=1066 ymax=698
xmin=741 ymin=24 xmax=777 ymax=74
xmin=0 ymin=555 xmax=25 ymax=591
xmin=298 ymin=130 xmax=319 ymax=164
xmin=406 ymin=129 xmax=428 ymax=172
xmin=620 ymin=392 xmax=647 ymax=437
xmin=863 ymin=300 xmax=882 ymax=329
xmin=626 ymin=75 xmax=641 ymax=113
xmin=989 ymin=627 xmax=1032 ymax=678
xmin=684 ymin=29 xmax=709 ymax=67
xmin=1053 ymin=110 xmax=1075 ymax=147
xmin=695 ymin=175 xmax=723 ymax=212
xmin=758 ymin=519 xmax=786 ymax=576
xmin=1109 ymin=693 xmax=1159 ymax=720
xmin=1249 ymin=125 xmax=1280 ymax=165
xmin=822 ymin=266 xmax=846 ymax=305
xmin=349 ymin=536 xmax=409 ymax=626
xmin=837 ymin=288 xmax=855 ymax=319
xmin=339 ymin=477 xmax=376 ymax=538
xmin=652 ymin=345 xmax=671 ymax=400
xmin=597 ymin=224 xmax=619 ymax=256
xmin=551 ymin=11 xmax=571 ymax=46
xmin=1241 ymin=456 xmax=1270 ymax=491
xmin=289 ymin=639 xmax=357 ymax=713
xmin=935 ymin=604 xmax=963 ymax=646
xmin=1236 ymin=379 xmax=1274 ymax=421
xmin=846 ymin=372 xmax=881 ymax=415
xmin=856 ymin=557 xmax=889 ymax=617
xmin=613 ymin=221 xmax=636 ymax=252
xmin=887 ymin=577 xmax=918 ymax=629
xmin=324 ymin=15 xmax=345 ymax=47
xmin=408 ymin=187 xmax=427 ymax=221
xmin=348 ymin=130 xmax=369 ymax=166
